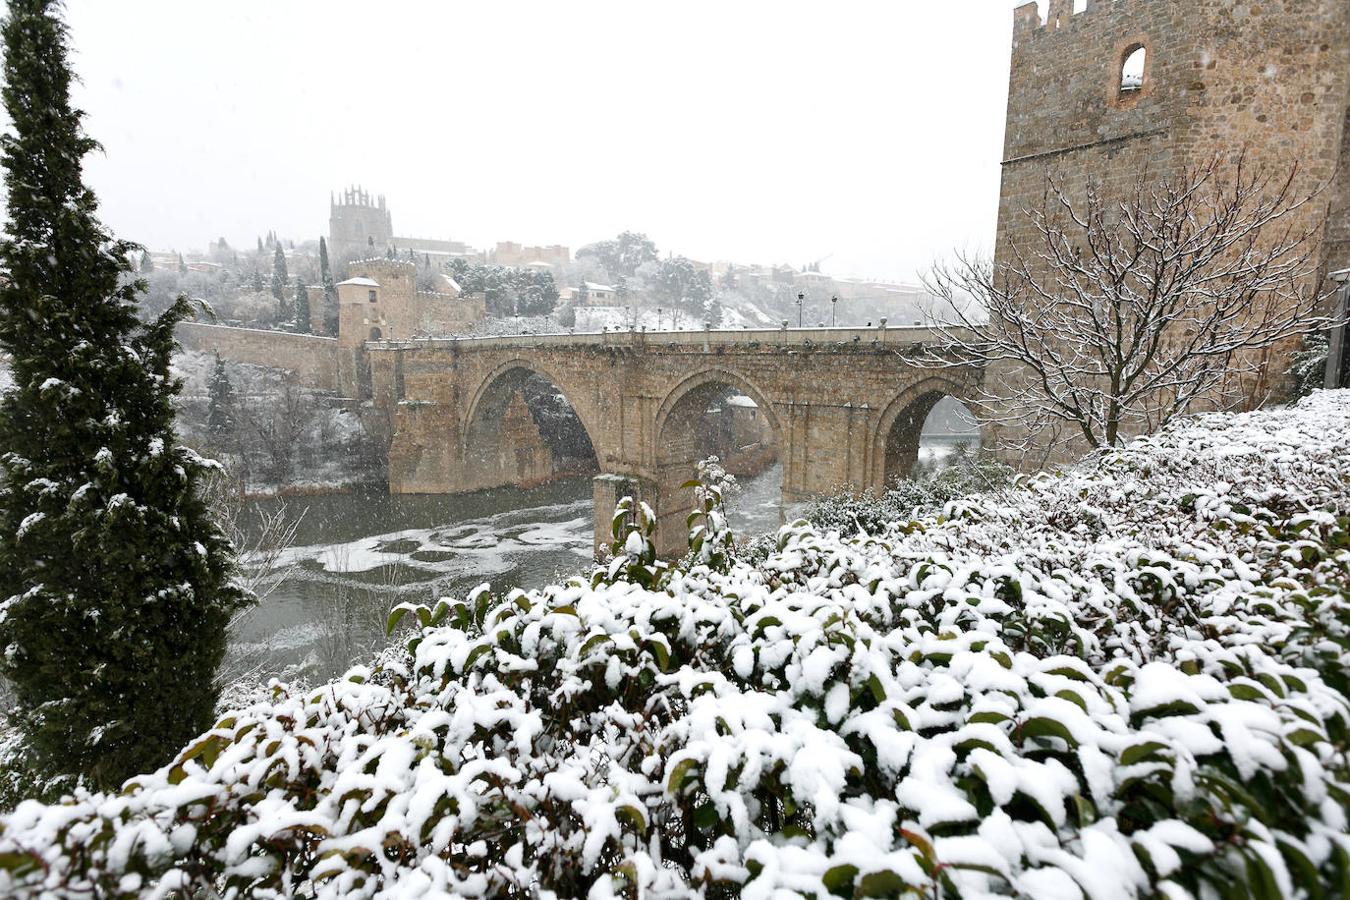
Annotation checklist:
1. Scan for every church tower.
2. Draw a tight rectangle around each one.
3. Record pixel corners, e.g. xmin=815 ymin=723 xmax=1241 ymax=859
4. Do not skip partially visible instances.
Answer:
xmin=328 ymin=186 xmax=394 ymax=262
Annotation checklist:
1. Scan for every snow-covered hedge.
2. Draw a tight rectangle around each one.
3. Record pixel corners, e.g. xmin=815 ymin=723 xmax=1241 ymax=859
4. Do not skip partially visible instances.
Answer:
xmin=1 ymin=392 xmax=1348 ymax=898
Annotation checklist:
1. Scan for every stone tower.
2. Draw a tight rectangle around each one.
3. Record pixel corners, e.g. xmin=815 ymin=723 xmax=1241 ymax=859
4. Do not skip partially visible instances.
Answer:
xmin=996 ymin=0 xmax=1349 ymax=282
xmin=328 ymin=186 xmax=393 ymax=262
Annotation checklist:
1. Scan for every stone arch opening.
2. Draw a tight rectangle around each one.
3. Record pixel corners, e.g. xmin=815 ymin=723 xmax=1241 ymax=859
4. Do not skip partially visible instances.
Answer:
xmin=1120 ymin=44 xmax=1147 ymax=96
xmin=653 ymin=370 xmax=783 ymax=556
xmin=369 ymin=327 xmax=383 ymax=341
xmin=875 ymin=380 xmax=981 ymax=487
xmin=461 ymin=364 xmax=599 ymax=495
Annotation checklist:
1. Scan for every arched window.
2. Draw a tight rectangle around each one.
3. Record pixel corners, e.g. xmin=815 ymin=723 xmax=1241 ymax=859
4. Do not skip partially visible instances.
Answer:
xmin=1120 ymin=45 xmax=1147 ymax=95
xmin=369 ymin=327 xmax=382 ymax=341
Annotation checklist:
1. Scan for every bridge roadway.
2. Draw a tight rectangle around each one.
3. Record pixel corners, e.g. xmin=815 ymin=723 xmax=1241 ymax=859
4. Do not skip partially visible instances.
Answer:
xmin=360 ymin=325 xmax=989 ymax=556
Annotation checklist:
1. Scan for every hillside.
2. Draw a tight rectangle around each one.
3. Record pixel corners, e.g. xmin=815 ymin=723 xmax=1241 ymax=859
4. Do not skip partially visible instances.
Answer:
xmin=1 ymin=392 xmax=1347 ymax=898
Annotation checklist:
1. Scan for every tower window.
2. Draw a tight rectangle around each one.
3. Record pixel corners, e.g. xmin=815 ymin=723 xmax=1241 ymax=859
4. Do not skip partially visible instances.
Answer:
xmin=368 ymin=289 xmax=377 ymax=303
xmin=1120 ymin=45 xmax=1147 ymax=95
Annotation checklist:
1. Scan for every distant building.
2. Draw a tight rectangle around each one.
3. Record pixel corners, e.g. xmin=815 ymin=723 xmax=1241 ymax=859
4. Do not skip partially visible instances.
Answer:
xmin=328 ymin=187 xmax=393 ymax=261
xmin=490 ymin=241 xmax=570 ymax=268
xmin=336 ymin=258 xmax=484 ymax=347
xmin=328 ymin=185 xmax=480 ymax=264
xmin=576 ymin=281 xmax=617 ymax=306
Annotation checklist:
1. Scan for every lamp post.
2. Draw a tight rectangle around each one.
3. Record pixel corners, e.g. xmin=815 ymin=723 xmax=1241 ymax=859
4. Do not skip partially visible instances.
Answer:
xmin=831 ymin=294 xmax=838 ymax=327
xmin=796 ymin=292 xmax=804 ymax=328
xmin=656 ymin=307 xmax=662 ymax=331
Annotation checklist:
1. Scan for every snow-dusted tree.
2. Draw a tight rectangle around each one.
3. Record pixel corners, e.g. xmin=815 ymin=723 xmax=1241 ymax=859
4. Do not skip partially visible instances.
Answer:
xmin=913 ymin=157 xmax=1333 ymax=450
xmin=270 ymin=241 xmax=288 ymax=302
xmin=655 ymin=255 xmax=719 ymax=325
xmin=0 ymin=0 xmax=249 ymax=794
xmin=293 ymin=276 xmax=311 ymax=334
xmin=206 ymin=353 xmax=236 ymax=444
xmin=576 ymin=231 xmax=659 ymax=281
xmin=139 ymin=250 xmax=154 ymax=274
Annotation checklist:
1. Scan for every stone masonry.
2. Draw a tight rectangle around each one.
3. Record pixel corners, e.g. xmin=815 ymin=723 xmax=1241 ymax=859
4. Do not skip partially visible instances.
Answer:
xmin=992 ymin=0 xmax=1349 ymax=450
xmin=999 ymin=0 xmax=1349 ymax=281
xmin=366 ymin=327 xmax=987 ymax=557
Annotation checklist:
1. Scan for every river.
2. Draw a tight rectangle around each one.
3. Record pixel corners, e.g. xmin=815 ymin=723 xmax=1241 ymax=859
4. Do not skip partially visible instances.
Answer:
xmin=229 ymin=437 xmax=976 ymax=684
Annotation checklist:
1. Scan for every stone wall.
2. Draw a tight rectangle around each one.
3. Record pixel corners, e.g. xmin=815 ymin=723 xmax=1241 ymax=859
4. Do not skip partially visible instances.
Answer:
xmin=993 ymin=0 xmax=1349 ymax=457
xmin=999 ymin=0 xmax=1349 ymax=277
xmin=176 ymin=321 xmax=339 ymax=391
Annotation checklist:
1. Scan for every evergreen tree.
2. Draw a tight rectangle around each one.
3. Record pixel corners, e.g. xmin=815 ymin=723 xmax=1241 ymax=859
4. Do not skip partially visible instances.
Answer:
xmin=140 ymin=250 xmax=154 ymax=274
xmin=256 ymin=235 xmax=263 ymax=253
xmin=318 ymin=236 xmax=339 ymax=336
xmin=0 ymin=0 xmax=250 ymax=793
xmin=293 ymin=276 xmax=311 ymax=333
xmin=318 ymin=236 xmax=334 ymax=289
xmin=205 ymin=352 xmax=235 ymax=443
xmin=250 ymin=269 xmax=266 ymax=293
xmin=177 ymin=251 xmax=187 ymax=274
xmin=270 ymin=242 xmax=287 ymax=301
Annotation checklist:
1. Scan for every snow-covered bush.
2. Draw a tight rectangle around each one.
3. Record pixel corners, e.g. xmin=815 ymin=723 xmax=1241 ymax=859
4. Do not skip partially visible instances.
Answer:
xmin=805 ymin=445 xmax=1013 ymax=538
xmin=1 ymin=392 xmax=1348 ymax=898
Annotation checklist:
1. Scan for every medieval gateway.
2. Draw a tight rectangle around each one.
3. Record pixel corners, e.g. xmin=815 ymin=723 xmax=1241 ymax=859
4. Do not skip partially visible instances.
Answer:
xmin=182 ymin=0 xmax=1349 ymax=556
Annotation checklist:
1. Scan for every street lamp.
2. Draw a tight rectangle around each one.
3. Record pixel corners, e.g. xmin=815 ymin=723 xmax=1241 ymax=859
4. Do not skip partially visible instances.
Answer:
xmin=831 ymin=295 xmax=838 ymax=327
xmin=657 ymin=307 xmax=662 ymax=331
xmin=796 ymin=292 xmax=804 ymax=328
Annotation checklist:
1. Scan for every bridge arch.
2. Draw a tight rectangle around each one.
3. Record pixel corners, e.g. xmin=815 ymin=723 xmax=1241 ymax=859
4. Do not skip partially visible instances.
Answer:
xmin=460 ymin=358 xmax=601 ymax=492
xmin=872 ymin=376 xmax=979 ymax=487
xmin=651 ymin=367 xmax=785 ymax=555
xmin=653 ymin=367 xmax=785 ymax=455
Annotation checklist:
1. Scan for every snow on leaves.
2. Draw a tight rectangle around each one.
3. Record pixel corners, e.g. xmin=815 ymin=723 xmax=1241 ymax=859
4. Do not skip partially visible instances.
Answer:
xmin=1 ymin=392 xmax=1348 ymax=898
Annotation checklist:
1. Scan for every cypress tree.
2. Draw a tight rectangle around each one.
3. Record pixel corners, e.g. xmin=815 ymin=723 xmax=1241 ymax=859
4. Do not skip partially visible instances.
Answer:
xmin=0 ymin=0 xmax=250 ymax=793
xmin=319 ymin=236 xmax=339 ymax=336
xmin=270 ymin=242 xmax=287 ymax=301
xmin=140 ymin=250 xmax=154 ymax=274
xmin=293 ymin=276 xmax=311 ymax=334
xmin=205 ymin=353 xmax=235 ymax=444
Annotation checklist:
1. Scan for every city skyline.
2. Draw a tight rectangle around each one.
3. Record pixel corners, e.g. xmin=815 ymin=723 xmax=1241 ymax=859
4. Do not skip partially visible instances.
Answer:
xmin=58 ymin=1 xmax=1020 ymax=282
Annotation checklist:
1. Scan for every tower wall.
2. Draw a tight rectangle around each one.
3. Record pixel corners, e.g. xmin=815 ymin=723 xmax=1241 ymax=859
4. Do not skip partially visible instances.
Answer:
xmin=997 ymin=0 xmax=1350 ymax=280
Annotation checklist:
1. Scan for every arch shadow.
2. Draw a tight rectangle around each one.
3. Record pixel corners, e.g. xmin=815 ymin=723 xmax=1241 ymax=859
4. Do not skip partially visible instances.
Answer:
xmin=871 ymin=376 xmax=978 ymax=487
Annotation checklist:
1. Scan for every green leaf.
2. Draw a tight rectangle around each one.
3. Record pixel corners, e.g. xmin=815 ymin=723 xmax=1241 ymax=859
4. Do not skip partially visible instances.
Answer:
xmin=616 ymin=803 xmax=647 ymax=832
xmin=1020 ymin=716 xmax=1078 ymax=747
xmin=667 ymin=757 xmax=699 ymax=794
xmin=858 ymin=869 xmax=912 ymax=897
xmin=1119 ymin=740 xmax=1169 ymax=766
xmin=822 ymin=864 xmax=858 ymax=896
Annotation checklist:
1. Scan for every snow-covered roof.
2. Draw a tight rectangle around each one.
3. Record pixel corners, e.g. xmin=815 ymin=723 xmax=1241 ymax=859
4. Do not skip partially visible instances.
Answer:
xmin=438 ymin=274 xmax=462 ymax=293
xmin=583 ymin=281 xmax=616 ymax=292
xmin=524 ymin=260 xmax=555 ymax=269
xmin=726 ymin=394 xmax=758 ymax=409
xmin=337 ymin=276 xmax=380 ymax=288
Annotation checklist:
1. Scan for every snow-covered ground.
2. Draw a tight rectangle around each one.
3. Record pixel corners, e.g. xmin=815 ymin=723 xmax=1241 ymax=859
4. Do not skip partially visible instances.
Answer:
xmin=2 ymin=392 xmax=1348 ymax=898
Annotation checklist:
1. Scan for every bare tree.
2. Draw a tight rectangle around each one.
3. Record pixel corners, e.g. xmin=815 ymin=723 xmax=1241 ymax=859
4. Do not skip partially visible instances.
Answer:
xmin=913 ymin=156 xmax=1336 ymax=452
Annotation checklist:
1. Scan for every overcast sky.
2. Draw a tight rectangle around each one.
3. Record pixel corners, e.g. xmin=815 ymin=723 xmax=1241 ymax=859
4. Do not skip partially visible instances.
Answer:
xmin=58 ymin=2 xmax=1031 ymax=283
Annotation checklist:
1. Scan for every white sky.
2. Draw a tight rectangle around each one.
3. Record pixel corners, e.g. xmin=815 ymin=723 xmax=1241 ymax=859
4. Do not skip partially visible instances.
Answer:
xmin=59 ymin=1 xmax=1030 ymax=283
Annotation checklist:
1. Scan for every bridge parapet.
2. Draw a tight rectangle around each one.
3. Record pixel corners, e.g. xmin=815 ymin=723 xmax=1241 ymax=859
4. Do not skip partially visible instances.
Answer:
xmin=370 ymin=324 xmax=954 ymax=353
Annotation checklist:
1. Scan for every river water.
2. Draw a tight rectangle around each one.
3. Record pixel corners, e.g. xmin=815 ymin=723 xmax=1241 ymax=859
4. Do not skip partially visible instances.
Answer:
xmin=230 ymin=437 xmax=975 ymax=683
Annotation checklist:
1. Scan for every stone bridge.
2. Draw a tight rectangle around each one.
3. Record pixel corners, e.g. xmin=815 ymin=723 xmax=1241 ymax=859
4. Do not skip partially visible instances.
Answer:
xmin=364 ymin=326 xmax=989 ymax=556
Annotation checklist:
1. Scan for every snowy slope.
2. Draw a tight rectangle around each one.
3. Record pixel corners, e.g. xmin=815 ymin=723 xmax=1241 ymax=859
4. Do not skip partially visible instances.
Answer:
xmin=1 ymin=392 xmax=1348 ymax=898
